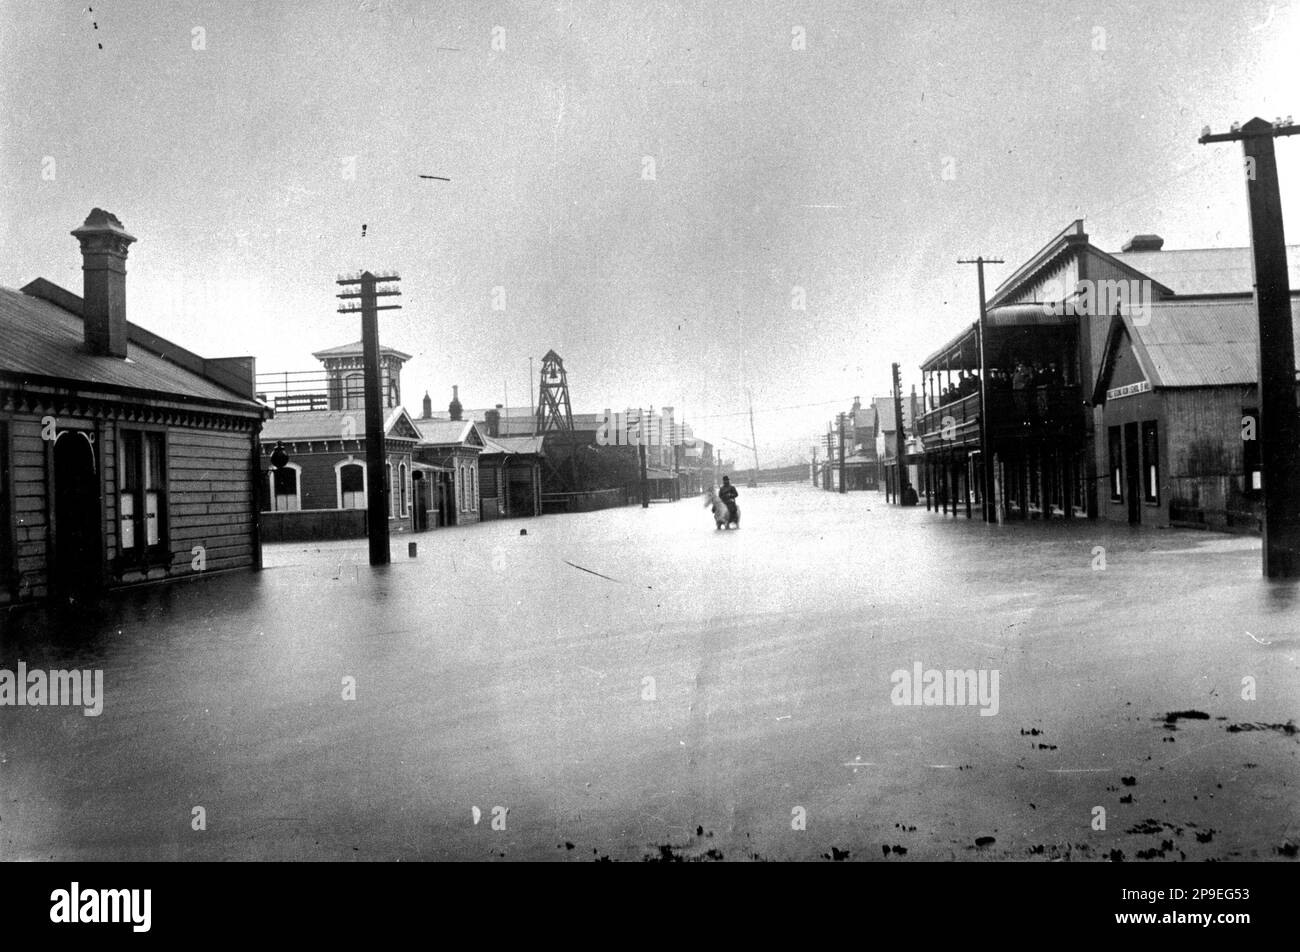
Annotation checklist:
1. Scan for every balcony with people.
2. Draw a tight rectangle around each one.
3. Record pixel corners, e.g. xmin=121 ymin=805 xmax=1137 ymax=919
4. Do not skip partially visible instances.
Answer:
xmin=916 ymin=313 xmax=1085 ymax=448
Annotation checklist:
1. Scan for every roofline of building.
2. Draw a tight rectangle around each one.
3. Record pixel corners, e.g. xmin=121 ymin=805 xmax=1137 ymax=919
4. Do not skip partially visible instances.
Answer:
xmin=18 ymin=278 xmax=263 ymax=405
xmin=0 ymin=369 xmax=271 ymax=419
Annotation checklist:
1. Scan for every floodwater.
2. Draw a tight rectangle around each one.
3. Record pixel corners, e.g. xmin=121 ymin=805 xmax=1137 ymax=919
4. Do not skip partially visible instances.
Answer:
xmin=2 ymin=483 xmax=1298 ymax=861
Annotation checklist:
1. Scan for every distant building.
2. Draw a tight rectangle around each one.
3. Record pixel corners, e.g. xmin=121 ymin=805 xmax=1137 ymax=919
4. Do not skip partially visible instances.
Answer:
xmin=0 ymin=209 xmax=270 ymax=606
xmin=413 ymin=417 xmax=486 ymax=526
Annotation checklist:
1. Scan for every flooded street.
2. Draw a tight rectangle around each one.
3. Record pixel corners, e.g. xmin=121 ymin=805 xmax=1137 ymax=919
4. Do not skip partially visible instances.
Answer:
xmin=2 ymin=484 xmax=1298 ymax=861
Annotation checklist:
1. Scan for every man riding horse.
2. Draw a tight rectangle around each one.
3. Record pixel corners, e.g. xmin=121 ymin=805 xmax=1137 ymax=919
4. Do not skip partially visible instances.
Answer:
xmin=718 ymin=476 xmax=739 ymax=524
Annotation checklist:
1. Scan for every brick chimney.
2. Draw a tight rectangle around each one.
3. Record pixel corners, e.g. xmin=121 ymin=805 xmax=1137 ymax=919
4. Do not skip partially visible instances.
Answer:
xmin=448 ymin=385 xmax=463 ymax=421
xmin=485 ymin=404 xmax=502 ymax=437
xmin=421 ymin=391 xmax=432 ymax=419
xmin=72 ymin=208 xmax=136 ymax=358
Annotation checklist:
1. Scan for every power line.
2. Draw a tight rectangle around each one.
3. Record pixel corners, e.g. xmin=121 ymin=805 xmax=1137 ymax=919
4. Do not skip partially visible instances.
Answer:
xmin=687 ymin=396 xmax=859 ymax=421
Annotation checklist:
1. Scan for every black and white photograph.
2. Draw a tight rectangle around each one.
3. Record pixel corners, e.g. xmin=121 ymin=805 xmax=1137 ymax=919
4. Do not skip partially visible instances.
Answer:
xmin=0 ymin=0 xmax=1297 ymax=925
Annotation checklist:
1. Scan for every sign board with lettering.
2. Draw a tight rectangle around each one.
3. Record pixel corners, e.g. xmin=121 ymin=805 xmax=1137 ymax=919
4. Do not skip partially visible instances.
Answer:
xmin=1106 ymin=380 xmax=1151 ymax=401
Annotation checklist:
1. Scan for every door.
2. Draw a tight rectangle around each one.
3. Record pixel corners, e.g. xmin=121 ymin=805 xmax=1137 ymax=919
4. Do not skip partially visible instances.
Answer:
xmin=1124 ymin=422 xmax=1141 ymax=525
xmin=413 ymin=474 xmax=430 ymax=532
xmin=52 ymin=431 xmax=102 ymax=597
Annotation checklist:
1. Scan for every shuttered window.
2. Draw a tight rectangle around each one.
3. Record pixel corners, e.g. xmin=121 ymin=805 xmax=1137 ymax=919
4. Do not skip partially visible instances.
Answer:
xmin=1141 ymin=421 xmax=1159 ymax=504
xmin=119 ymin=430 xmax=167 ymax=554
xmin=1108 ymin=426 xmax=1123 ymax=502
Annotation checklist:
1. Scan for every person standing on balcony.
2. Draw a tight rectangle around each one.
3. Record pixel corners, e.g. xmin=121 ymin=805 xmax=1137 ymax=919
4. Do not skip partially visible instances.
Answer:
xmin=1013 ymin=361 xmax=1033 ymax=420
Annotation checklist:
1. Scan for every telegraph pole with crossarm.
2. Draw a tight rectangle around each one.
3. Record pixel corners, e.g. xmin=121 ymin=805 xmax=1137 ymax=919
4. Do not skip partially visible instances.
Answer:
xmin=337 ymin=270 xmax=402 ymax=567
xmin=1199 ymin=116 xmax=1300 ymax=577
xmin=958 ymin=256 xmax=1005 ymax=524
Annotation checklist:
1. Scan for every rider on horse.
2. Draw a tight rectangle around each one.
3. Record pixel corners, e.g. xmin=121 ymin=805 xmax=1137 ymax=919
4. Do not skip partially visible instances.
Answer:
xmin=718 ymin=476 xmax=739 ymax=523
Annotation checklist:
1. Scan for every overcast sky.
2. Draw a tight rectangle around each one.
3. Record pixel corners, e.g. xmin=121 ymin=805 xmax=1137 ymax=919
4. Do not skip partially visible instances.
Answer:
xmin=2 ymin=0 xmax=1298 ymax=465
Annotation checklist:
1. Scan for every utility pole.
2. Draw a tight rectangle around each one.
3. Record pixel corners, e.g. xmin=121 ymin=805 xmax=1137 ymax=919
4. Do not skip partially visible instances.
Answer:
xmin=958 ymin=256 xmax=1005 ymax=524
xmin=1201 ymin=117 xmax=1300 ymax=576
xmin=746 ymin=388 xmax=760 ymax=487
xmin=638 ymin=407 xmax=649 ymax=508
xmin=825 ymin=425 xmax=834 ymax=490
xmin=838 ymin=412 xmax=847 ymax=493
xmin=812 ymin=444 xmax=818 ymax=485
xmin=336 ymin=270 xmax=402 ymax=566
xmin=892 ymin=362 xmax=914 ymax=505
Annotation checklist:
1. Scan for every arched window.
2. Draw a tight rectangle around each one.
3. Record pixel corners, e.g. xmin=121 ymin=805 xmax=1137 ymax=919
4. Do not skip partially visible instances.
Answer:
xmin=268 ymin=462 xmax=302 ymax=512
xmin=470 ymin=463 xmax=477 ymax=509
xmin=336 ymin=458 xmax=366 ymax=509
xmin=386 ymin=462 xmax=395 ymax=517
xmin=399 ymin=463 xmax=408 ymax=516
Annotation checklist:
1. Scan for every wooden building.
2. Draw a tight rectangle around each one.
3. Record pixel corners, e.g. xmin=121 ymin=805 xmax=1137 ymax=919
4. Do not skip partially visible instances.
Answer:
xmin=1091 ymin=297 xmax=1300 ymax=529
xmin=0 ymin=208 xmax=270 ymax=607
xmin=914 ymin=220 xmax=1300 ymax=528
xmin=477 ymin=433 xmax=544 ymax=519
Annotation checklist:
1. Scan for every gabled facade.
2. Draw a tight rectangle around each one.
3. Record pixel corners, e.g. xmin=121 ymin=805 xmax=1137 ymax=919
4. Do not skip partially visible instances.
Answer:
xmin=413 ymin=418 xmax=486 ymax=526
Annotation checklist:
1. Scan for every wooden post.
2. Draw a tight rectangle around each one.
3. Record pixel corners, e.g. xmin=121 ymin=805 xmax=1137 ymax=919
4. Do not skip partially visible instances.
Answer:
xmin=1201 ymin=118 xmax=1300 ymax=576
xmin=337 ymin=270 xmax=401 ymax=566
xmin=838 ymin=412 xmax=847 ymax=494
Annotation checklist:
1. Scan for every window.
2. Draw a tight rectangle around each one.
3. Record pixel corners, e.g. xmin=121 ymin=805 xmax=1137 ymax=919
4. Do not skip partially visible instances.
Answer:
xmin=338 ymin=461 xmax=366 ymax=509
xmin=1141 ymin=420 xmax=1159 ymax=504
xmin=269 ymin=463 xmax=301 ymax=511
xmin=119 ymin=430 xmax=167 ymax=554
xmin=1243 ymin=408 xmax=1261 ymax=493
xmin=1108 ymin=425 xmax=1123 ymax=501
xmin=386 ymin=463 xmax=395 ymax=517
xmin=470 ymin=464 xmax=477 ymax=509
xmin=343 ymin=374 xmax=365 ymax=410
xmin=399 ymin=463 xmax=408 ymax=516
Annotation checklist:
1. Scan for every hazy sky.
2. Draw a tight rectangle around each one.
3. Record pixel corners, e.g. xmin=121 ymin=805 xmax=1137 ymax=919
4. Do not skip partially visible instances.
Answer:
xmin=2 ymin=0 xmax=1298 ymax=465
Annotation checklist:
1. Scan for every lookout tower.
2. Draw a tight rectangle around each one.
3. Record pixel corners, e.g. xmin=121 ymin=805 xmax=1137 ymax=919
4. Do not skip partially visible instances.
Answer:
xmin=535 ymin=350 xmax=574 ymax=435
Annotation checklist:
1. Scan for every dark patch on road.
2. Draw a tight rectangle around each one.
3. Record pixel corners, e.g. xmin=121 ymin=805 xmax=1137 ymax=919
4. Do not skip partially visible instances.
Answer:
xmin=1161 ymin=710 xmax=1210 ymax=731
xmin=822 ymin=846 xmax=850 ymax=861
xmin=1225 ymin=720 xmax=1297 ymax=736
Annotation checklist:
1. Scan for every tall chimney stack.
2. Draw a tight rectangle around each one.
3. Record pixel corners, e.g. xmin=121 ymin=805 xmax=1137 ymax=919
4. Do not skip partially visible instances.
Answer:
xmin=72 ymin=208 xmax=135 ymax=358
xmin=448 ymin=385 xmax=463 ymax=421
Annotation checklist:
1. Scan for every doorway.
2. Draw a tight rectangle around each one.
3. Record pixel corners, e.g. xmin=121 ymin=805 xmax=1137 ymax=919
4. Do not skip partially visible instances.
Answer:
xmin=1124 ymin=422 xmax=1141 ymax=525
xmin=52 ymin=431 xmax=102 ymax=595
xmin=412 ymin=472 xmax=431 ymax=532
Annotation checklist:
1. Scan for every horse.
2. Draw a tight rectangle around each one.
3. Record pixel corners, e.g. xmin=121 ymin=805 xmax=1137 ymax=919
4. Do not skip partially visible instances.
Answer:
xmin=705 ymin=487 xmax=739 ymax=530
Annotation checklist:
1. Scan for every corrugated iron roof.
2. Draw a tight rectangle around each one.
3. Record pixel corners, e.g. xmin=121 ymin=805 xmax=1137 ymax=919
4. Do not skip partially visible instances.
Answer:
xmin=485 ymin=434 xmax=545 ymax=455
xmin=0 ymin=285 xmax=262 ymax=409
xmin=1113 ymin=246 xmax=1300 ymax=297
xmin=413 ymin=418 xmax=483 ymax=446
xmin=1126 ymin=298 xmax=1300 ymax=388
xmin=261 ymin=406 xmax=415 ymax=441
